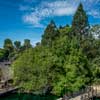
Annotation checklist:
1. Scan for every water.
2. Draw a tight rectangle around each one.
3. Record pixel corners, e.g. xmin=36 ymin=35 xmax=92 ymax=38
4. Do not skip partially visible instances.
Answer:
xmin=94 ymin=97 xmax=100 ymax=100
xmin=1 ymin=93 xmax=100 ymax=100
xmin=96 ymin=99 xmax=100 ymax=100
xmin=0 ymin=93 xmax=58 ymax=100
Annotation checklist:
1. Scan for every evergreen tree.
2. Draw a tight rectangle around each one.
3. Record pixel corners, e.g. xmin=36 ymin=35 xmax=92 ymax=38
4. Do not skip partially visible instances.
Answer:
xmin=23 ymin=39 xmax=32 ymax=49
xmin=3 ymin=38 xmax=14 ymax=53
xmin=14 ymin=41 xmax=21 ymax=51
xmin=41 ymin=20 xmax=59 ymax=46
xmin=72 ymin=3 xmax=89 ymax=37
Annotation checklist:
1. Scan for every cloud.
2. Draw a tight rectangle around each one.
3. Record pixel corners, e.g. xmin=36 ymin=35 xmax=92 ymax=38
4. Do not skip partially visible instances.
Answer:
xmin=20 ymin=0 xmax=78 ymax=27
xmin=23 ymin=13 xmax=44 ymax=28
xmin=20 ymin=0 xmax=100 ymax=27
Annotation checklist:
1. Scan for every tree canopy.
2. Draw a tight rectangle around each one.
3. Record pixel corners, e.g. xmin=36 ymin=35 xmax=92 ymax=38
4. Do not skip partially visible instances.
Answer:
xmin=72 ymin=3 xmax=89 ymax=37
xmin=41 ymin=20 xmax=60 ymax=46
xmin=3 ymin=38 xmax=14 ymax=53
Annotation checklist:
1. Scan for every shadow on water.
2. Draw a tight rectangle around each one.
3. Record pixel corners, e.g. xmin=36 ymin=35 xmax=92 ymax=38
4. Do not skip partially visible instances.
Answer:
xmin=0 ymin=92 xmax=59 ymax=100
xmin=93 ymin=96 xmax=100 ymax=100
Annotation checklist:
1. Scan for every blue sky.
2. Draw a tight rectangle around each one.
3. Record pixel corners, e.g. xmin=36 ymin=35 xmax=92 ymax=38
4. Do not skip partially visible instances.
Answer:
xmin=0 ymin=0 xmax=100 ymax=48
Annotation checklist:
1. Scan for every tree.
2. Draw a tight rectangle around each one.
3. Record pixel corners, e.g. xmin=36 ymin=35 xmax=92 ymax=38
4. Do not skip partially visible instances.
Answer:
xmin=72 ymin=3 xmax=89 ymax=37
xmin=14 ymin=41 xmax=21 ymax=51
xmin=52 ymin=37 xmax=90 ymax=95
xmin=0 ymin=49 xmax=9 ymax=61
xmin=12 ymin=47 xmax=49 ymax=92
xmin=23 ymin=39 xmax=32 ymax=49
xmin=59 ymin=25 xmax=71 ymax=37
xmin=41 ymin=20 xmax=59 ymax=46
xmin=12 ymin=35 xmax=90 ymax=95
xmin=91 ymin=56 xmax=100 ymax=83
xmin=3 ymin=38 xmax=14 ymax=53
xmin=9 ymin=42 xmax=21 ymax=60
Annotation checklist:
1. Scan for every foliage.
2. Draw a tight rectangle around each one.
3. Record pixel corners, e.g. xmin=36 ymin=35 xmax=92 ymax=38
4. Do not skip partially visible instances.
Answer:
xmin=41 ymin=20 xmax=60 ymax=46
xmin=14 ymin=41 xmax=21 ymax=51
xmin=23 ymin=39 xmax=32 ymax=49
xmin=1 ymin=39 xmax=32 ymax=61
xmin=3 ymin=38 xmax=14 ymax=53
xmin=12 ymin=35 xmax=91 ymax=95
xmin=6 ymin=3 xmax=100 ymax=96
xmin=52 ymin=37 xmax=90 ymax=95
xmin=0 ymin=49 xmax=9 ymax=61
xmin=72 ymin=3 xmax=89 ymax=37
xmin=12 ymin=47 xmax=49 ymax=92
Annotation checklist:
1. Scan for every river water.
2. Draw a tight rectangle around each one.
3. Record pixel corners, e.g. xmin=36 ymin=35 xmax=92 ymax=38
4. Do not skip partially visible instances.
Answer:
xmin=0 ymin=93 xmax=58 ymax=100
xmin=0 ymin=93 xmax=100 ymax=100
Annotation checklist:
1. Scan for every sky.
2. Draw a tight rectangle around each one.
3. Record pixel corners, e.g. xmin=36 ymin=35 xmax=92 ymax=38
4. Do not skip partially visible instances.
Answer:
xmin=0 ymin=0 xmax=100 ymax=48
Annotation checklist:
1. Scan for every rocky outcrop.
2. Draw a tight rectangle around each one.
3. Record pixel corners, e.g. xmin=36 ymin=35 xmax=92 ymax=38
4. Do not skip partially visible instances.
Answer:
xmin=0 ymin=61 xmax=12 ymax=81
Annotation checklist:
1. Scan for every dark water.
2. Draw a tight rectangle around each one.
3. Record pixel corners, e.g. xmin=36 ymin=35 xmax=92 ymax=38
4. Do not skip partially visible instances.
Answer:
xmin=94 ymin=97 xmax=100 ymax=100
xmin=0 ymin=93 xmax=100 ymax=100
xmin=0 ymin=93 xmax=58 ymax=100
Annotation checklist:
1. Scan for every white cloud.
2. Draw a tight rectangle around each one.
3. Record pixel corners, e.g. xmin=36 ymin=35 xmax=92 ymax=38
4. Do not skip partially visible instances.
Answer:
xmin=23 ymin=13 xmax=44 ymax=28
xmin=20 ymin=0 xmax=77 ymax=27
xmin=53 ymin=8 xmax=76 ymax=16
xmin=20 ymin=0 xmax=100 ymax=27
xmin=42 ymin=0 xmax=77 ymax=16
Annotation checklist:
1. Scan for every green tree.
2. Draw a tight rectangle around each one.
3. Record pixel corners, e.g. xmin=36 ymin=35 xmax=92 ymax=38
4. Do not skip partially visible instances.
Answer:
xmin=52 ymin=37 xmax=90 ymax=95
xmin=12 ymin=47 xmax=48 ymax=92
xmin=14 ymin=41 xmax=21 ymax=51
xmin=72 ymin=3 xmax=89 ymax=37
xmin=59 ymin=26 xmax=71 ymax=37
xmin=3 ymin=38 xmax=14 ymax=53
xmin=0 ymin=49 xmax=9 ymax=61
xmin=41 ymin=20 xmax=59 ymax=46
xmin=23 ymin=39 xmax=32 ymax=49
xmin=12 ymin=36 xmax=91 ymax=95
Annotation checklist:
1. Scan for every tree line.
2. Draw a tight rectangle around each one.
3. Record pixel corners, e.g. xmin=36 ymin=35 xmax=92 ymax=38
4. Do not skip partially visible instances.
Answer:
xmin=0 ymin=39 xmax=32 ymax=61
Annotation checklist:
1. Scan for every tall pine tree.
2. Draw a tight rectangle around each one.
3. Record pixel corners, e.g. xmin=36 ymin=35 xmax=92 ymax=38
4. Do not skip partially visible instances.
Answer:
xmin=72 ymin=3 xmax=89 ymax=37
xmin=41 ymin=20 xmax=59 ymax=46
